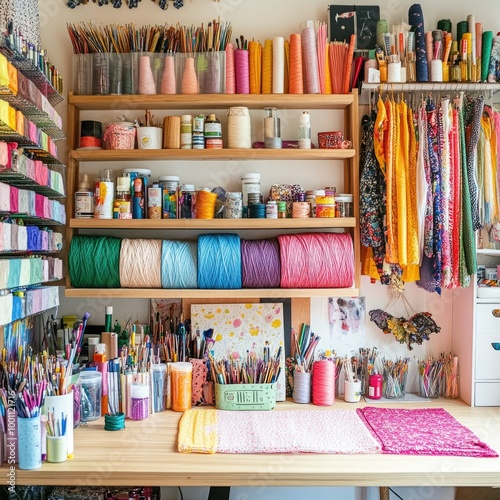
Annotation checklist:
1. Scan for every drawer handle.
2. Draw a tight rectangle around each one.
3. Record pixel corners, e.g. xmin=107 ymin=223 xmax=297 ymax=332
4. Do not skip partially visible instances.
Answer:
xmin=492 ymin=343 xmax=500 ymax=351
xmin=492 ymin=310 xmax=500 ymax=318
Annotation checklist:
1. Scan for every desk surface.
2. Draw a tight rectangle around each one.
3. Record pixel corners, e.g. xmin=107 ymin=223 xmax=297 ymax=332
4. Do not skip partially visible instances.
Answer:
xmin=8 ymin=399 xmax=500 ymax=488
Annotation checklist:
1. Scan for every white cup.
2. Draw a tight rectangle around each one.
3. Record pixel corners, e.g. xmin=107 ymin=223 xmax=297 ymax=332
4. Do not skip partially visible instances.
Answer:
xmin=344 ymin=380 xmax=362 ymax=403
xmin=137 ymin=127 xmax=162 ymax=149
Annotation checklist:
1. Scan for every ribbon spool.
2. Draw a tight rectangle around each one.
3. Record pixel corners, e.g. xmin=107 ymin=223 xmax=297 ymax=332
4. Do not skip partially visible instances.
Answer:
xmin=195 ymin=190 xmax=218 ymax=219
xmin=312 ymin=360 xmax=335 ymax=406
xmin=79 ymin=120 xmax=103 ymax=149
xmin=198 ymin=234 xmax=242 ymax=289
xmin=293 ymin=371 xmax=312 ymax=404
xmin=234 ymin=49 xmax=250 ymax=94
xmin=104 ymin=412 xmax=125 ymax=431
xmin=227 ymin=107 xmax=251 ymax=149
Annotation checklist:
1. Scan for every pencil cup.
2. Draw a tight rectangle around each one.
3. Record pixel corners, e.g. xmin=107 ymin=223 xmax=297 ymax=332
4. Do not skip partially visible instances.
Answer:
xmin=43 ymin=392 xmax=74 ymax=456
xmin=17 ymin=415 xmax=41 ymax=470
xmin=383 ymin=372 xmax=408 ymax=399
xmin=344 ymin=380 xmax=362 ymax=403
xmin=152 ymin=363 xmax=167 ymax=412
xmin=417 ymin=373 xmax=440 ymax=399
xmin=46 ymin=435 xmax=67 ymax=463
xmin=80 ymin=371 xmax=102 ymax=422
xmin=292 ymin=371 xmax=311 ymax=404
xmin=137 ymin=127 xmax=162 ymax=150
xmin=171 ymin=362 xmax=192 ymax=412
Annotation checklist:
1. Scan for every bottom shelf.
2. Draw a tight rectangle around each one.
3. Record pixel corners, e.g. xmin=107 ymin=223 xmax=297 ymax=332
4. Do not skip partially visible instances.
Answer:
xmin=65 ymin=287 xmax=360 ymax=299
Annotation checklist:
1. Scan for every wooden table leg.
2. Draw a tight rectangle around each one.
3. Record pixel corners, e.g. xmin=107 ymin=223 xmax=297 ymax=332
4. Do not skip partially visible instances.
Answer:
xmin=380 ymin=486 xmax=390 ymax=500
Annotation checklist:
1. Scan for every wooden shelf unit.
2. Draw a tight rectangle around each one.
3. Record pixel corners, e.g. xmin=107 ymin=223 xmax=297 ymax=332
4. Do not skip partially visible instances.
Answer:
xmin=66 ymin=92 xmax=360 ymax=301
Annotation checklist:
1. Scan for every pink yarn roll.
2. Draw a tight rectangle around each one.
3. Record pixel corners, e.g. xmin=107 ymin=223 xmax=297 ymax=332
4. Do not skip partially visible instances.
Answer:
xmin=425 ymin=31 xmax=433 ymax=71
xmin=278 ymin=233 xmax=354 ymax=288
xmin=234 ymin=49 xmax=250 ymax=94
xmin=181 ymin=57 xmax=199 ymax=94
xmin=225 ymin=43 xmax=235 ymax=94
xmin=301 ymin=26 xmax=320 ymax=93
xmin=160 ymin=55 xmax=176 ymax=94
xmin=289 ymin=33 xmax=303 ymax=94
xmin=312 ymin=360 xmax=335 ymax=406
xmin=241 ymin=238 xmax=281 ymax=288
xmin=138 ymin=55 xmax=157 ymax=95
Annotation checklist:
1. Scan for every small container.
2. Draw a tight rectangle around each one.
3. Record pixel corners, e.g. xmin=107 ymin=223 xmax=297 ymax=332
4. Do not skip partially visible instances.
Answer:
xmin=47 ymin=435 xmax=67 ymax=463
xmin=193 ymin=115 xmax=205 ymax=149
xmin=306 ymin=190 xmax=316 ymax=218
xmin=264 ymin=107 xmax=281 ymax=149
xmin=266 ymin=200 xmax=278 ymax=219
xmin=298 ymin=111 xmax=311 ymax=149
xmin=241 ymin=173 xmax=261 ymax=216
xmin=204 ymin=113 xmax=223 ymax=149
xmin=315 ymin=194 xmax=336 ymax=218
xmin=344 ymin=380 xmax=362 ymax=403
xmin=277 ymin=201 xmax=287 ymax=218
xmin=336 ymin=194 xmax=353 ymax=218
xmin=75 ymin=173 xmax=94 ymax=218
xmin=224 ymin=192 xmax=243 ymax=219
xmin=366 ymin=372 xmax=383 ymax=400
xmin=17 ymin=415 xmax=42 ymax=470
xmin=180 ymin=114 xmax=193 ymax=149
xmin=80 ymin=371 xmax=102 ymax=422
xmin=130 ymin=382 xmax=149 ymax=420
xmin=171 ymin=362 xmax=193 ymax=412
xmin=292 ymin=201 xmax=310 ymax=218
xmin=215 ymin=383 xmax=276 ymax=410
xmin=94 ymin=169 xmax=114 ymax=219
xmin=152 ymin=363 xmax=167 ymax=413
xmin=132 ymin=177 xmax=144 ymax=219
xmin=179 ymin=184 xmax=195 ymax=219
xmin=147 ymin=183 xmax=162 ymax=219
xmin=113 ymin=176 xmax=132 ymax=219
xmin=159 ymin=175 xmax=180 ymax=219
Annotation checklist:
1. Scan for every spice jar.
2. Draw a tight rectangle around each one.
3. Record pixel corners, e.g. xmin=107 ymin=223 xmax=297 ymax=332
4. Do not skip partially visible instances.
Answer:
xmin=335 ymin=194 xmax=354 ymax=218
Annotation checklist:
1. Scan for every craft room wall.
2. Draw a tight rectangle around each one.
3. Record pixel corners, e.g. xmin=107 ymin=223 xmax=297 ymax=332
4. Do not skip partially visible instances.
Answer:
xmin=35 ymin=0 xmax=500 ymax=499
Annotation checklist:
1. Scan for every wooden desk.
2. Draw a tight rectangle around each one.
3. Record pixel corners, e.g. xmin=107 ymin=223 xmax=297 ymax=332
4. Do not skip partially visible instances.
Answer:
xmin=8 ymin=399 xmax=500 ymax=488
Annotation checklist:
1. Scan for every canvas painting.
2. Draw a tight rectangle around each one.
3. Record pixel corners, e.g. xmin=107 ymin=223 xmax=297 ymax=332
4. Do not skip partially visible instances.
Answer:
xmin=328 ymin=296 xmax=366 ymax=340
xmin=190 ymin=303 xmax=286 ymax=401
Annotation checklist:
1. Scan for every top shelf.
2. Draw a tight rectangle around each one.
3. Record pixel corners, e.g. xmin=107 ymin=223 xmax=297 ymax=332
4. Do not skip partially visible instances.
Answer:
xmin=68 ymin=93 xmax=355 ymax=111
xmin=362 ymin=82 xmax=500 ymax=94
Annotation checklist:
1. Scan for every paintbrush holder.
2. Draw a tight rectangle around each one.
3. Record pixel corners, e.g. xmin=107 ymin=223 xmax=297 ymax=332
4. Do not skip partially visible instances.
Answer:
xmin=73 ymin=54 xmax=93 ymax=95
xmin=215 ymin=383 xmax=276 ymax=411
xmin=196 ymin=51 xmax=226 ymax=94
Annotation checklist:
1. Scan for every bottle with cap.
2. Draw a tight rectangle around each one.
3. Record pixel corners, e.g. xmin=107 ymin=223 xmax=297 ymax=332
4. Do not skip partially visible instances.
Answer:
xmin=75 ymin=173 xmax=94 ymax=218
xmin=113 ymin=176 xmax=132 ymax=219
xmin=264 ymin=107 xmax=281 ymax=149
xmin=204 ymin=113 xmax=223 ymax=149
xmin=298 ymin=111 xmax=311 ymax=149
xmin=132 ymin=177 xmax=145 ymax=219
xmin=95 ymin=169 xmax=114 ymax=219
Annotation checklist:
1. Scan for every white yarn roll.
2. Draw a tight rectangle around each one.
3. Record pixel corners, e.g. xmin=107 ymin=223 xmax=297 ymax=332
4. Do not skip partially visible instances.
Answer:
xmin=19 ymin=259 xmax=31 ymax=287
xmin=387 ymin=61 xmax=402 ymax=83
xmin=227 ymin=107 xmax=252 ymax=148
xmin=0 ymin=260 xmax=9 ymax=289
xmin=2 ymin=222 xmax=11 ymax=251
xmin=17 ymin=225 xmax=27 ymax=251
xmin=119 ymin=238 xmax=162 ymax=288
xmin=0 ymin=182 xmax=10 ymax=211
xmin=272 ymin=36 xmax=285 ymax=93
xmin=18 ymin=189 xmax=29 ymax=213
xmin=430 ymin=59 xmax=443 ymax=82
xmin=42 ymin=259 xmax=49 ymax=282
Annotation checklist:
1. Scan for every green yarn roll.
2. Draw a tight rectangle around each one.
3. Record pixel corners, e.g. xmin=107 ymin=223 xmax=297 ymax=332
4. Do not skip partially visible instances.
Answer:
xmin=69 ymin=235 xmax=122 ymax=288
xmin=437 ymin=19 xmax=452 ymax=35
xmin=482 ymin=31 xmax=494 ymax=82
xmin=457 ymin=21 xmax=468 ymax=44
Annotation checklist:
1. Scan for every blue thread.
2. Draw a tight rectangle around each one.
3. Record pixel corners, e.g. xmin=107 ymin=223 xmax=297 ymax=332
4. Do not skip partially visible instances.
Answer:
xmin=161 ymin=240 xmax=198 ymax=288
xmin=198 ymin=234 xmax=242 ymax=289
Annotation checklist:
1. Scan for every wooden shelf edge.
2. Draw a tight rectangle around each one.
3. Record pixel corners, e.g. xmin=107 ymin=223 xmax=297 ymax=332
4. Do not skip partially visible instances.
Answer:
xmin=69 ymin=148 xmax=355 ymax=162
xmin=69 ymin=218 xmax=357 ymax=229
xmin=65 ymin=287 xmax=360 ymax=299
xmin=68 ymin=92 xmax=355 ymax=110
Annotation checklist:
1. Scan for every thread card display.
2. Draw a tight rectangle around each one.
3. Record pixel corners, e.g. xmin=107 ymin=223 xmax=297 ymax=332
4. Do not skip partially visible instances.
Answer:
xmin=190 ymin=303 xmax=286 ymax=401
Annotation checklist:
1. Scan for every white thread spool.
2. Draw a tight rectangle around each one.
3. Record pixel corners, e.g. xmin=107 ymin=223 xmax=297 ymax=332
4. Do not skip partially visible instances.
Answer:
xmin=387 ymin=61 xmax=402 ymax=83
xmin=293 ymin=371 xmax=311 ymax=404
xmin=227 ymin=107 xmax=252 ymax=149
xmin=430 ymin=59 xmax=443 ymax=82
xmin=272 ymin=36 xmax=285 ymax=94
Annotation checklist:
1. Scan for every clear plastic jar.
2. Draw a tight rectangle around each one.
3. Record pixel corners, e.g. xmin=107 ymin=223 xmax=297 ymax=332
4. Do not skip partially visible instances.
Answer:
xmin=336 ymin=194 xmax=354 ymax=217
xmin=266 ymin=200 xmax=278 ymax=219
xmin=223 ymin=192 xmax=243 ymax=219
xmin=241 ymin=173 xmax=261 ymax=216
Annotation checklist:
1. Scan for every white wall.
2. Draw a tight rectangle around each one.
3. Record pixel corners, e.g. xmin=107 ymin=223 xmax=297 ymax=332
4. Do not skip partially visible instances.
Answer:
xmin=37 ymin=0 xmax=500 ymax=498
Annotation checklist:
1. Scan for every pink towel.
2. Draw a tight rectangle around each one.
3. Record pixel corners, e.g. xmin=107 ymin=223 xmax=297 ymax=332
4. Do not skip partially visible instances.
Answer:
xmin=357 ymin=407 xmax=498 ymax=457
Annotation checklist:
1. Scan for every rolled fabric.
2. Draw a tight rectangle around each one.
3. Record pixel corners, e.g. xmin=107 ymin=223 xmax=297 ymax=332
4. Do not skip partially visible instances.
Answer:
xmin=409 ymin=4 xmax=428 ymax=82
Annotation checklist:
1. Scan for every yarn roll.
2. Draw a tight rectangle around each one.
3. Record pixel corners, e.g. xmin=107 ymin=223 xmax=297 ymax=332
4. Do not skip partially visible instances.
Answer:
xmin=488 ymin=36 xmax=500 ymax=83
xmin=262 ymin=39 xmax=273 ymax=94
xmin=120 ymin=239 xmax=162 ymax=288
xmin=160 ymin=55 xmax=176 ymax=94
xmin=278 ymin=233 xmax=354 ymax=288
xmin=272 ymin=36 xmax=285 ymax=94
xmin=225 ymin=43 xmax=236 ymax=94
xmin=234 ymin=49 xmax=250 ymax=94
xmin=437 ymin=19 xmax=452 ymax=36
xmin=69 ymin=235 xmax=122 ymax=288
xmin=482 ymin=31 xmax=494 ymax=82
xmin=408 ymin=4 xmax=428 ymax=82
xmin=289 ymin=34 xmax=303 ymax=94
xmin=138 ymin=55 xmax=157 ymax=95
xmin=301 ymin=25 xmax=320 ymax=93
xmin=456 ymin=21 xmax=468 ymax=46
xmin=376 ymin=20 xmax=388 ymax=51
xmin=248 ymin=40 xmax=262 ymax=94
xmin=198 ymin=234 xmax=241 ymax=289
xmin=241 ymin=238 xmax=281 ymax=288
xmin=161 ymin=240 xmax=197 ymax=289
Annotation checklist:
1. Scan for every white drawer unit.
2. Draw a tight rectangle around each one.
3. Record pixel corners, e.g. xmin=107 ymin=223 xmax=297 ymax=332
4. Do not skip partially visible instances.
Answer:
xmin=475 ymin=382 xmax=500 ymax=406
xmin=476 ymin=303 xmax=500 ymax=335
xmin=475 ymin=335 xmax=500 ymax=379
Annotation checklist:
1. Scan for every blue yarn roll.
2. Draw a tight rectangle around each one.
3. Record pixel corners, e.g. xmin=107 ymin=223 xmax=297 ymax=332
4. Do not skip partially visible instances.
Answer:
xmin=161 ymin=240 xmax=198 ymax=288
xmin=198 ymin=234 xmax=242 ymax=289
xmin=409 ymin=4 xmax=428 ymax=82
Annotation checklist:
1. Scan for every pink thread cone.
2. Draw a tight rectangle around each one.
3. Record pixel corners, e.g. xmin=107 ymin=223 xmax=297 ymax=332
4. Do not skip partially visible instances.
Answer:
xmin=161 ymin=55 xmax=176 ymax=94
xmin=181 ymin=57 xmax=199 ymax=94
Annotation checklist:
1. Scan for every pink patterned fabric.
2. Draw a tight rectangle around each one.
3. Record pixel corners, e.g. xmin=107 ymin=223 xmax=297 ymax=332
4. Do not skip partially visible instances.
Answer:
xmin=356 ymin=407 xmax=498 ymax=457
xmin=217 ymin=409 xmax=381 ymax=454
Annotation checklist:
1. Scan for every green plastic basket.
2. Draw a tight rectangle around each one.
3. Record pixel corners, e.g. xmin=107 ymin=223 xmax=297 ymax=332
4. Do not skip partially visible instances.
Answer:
xmin=215 ymin=383 xmax=276 ymax=411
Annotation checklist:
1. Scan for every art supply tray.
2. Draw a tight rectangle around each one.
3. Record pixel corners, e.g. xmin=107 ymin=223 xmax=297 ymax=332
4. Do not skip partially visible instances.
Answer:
xmin=215 ymin=383 xmax=276 ymax=411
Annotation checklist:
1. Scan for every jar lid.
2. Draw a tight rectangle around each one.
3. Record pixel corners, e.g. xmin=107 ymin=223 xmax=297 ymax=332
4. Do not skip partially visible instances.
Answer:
xmin=123 ymin=168 xmax=152 ymax=176
xmin=337 ymin=194 xmax=353 ymax=201
xmin=181 ymin=184 xmax=196 ymax=191
xmin=116 ymin=177 xmax=130 ymax=191
xmin=267 ymin=200 xmax=277 ymax=204
xmin=152 ymin=363 xmax=167 ymax=372
xmin=130 ymin=382 xmax=149 ymax=398
xmin=277 ymin=201 xmax=287 ymax=209
xmin=158 ymin=175 xmax=180 ymax=181
xmin=241 ymin=173 xmax=261 ymax=179
xmin=226 ymin=192 xmax=242 ymax=198
xmin=314 ymin=189 xmax=325 ymax=196
xmin=80 ymin=371 xmax=102 ymax=382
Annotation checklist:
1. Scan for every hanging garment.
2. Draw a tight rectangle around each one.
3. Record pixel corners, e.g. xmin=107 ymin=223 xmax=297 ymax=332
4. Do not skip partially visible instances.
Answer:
xmin=450 ymin=107 xmax=462 ymax=288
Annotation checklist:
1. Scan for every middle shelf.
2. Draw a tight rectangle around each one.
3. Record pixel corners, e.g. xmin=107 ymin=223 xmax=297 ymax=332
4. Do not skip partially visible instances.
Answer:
xmin=69 ymin=217 xmax=356 ymax=229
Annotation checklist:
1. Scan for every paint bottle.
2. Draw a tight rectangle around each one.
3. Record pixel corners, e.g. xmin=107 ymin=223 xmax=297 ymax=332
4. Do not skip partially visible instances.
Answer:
xmin=113 ymin=176 xmax=132 ymax=219
xmin=367 ymin=371 xmax=383 ymax=400
xmin=75 ymin=173 xmax=94 ymax=218
xmin=204 ymin=114 xmax=223 ymax=149
xmin=94 ymin=169 xmax=114 ymax=219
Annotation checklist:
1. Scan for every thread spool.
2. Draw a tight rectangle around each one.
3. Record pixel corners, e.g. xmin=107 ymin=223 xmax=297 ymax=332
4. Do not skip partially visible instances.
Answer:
xmin=225 ymin=43 xmax=236 ymax=94
xmin=163 ymin=116 xmax=181 ymax=149
xmin=292 ymin=201 xmax=310 ymax=218
xmin=69 ymin=235 xmax=122 ymax=288
xmin=195 ymin=190 xmax=218 ymax=219
xmin=293 ymin=371 xmax=312 ymax=404
xmin=79 ymin=120 xmax=103 ymax=149
xmin=234 ymin=49 xmax=250 ymax=94
xmin=272 ymin=36 xmax=285 ymax=93
xmin=181 ymin=57 xmax=199 ymax=94
xmin=138 ymin=55 xmax=157 ymax=95
xmin=104 ymin=412 xmax=125 ymax=431
xmin=300 ymin=23 xmax=320 ymax=93
xmin=223 ymin=192 xmax=243 ymax=219
xmin=430 ymin=59 xmax=443 ymax=82
xmin=119 ymin=238 xmax=162 ymax=288
xmin=241 ymin=238 xmax=280 ymax=288
xmin=312 ymin=360 xmax=335 ymax=406
xmin=289 ymin=34 xmax=303 ymax=94
xmin=227 ymin=107 xmax=252 ymax=148
xmin=387 ymin=58 xmax=402 ymax=83
xmin=161 ymin=240 xmax=197 ymax=288
xmin=249 ymin=203 xmax=266 ymax=218
xmin=160 ymin=55 xmax=176 ymax=94
xmin=278 ymin=233 xmax=354 ymax=288
xmin=198 ymin=234 xmax=242 ymax=289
